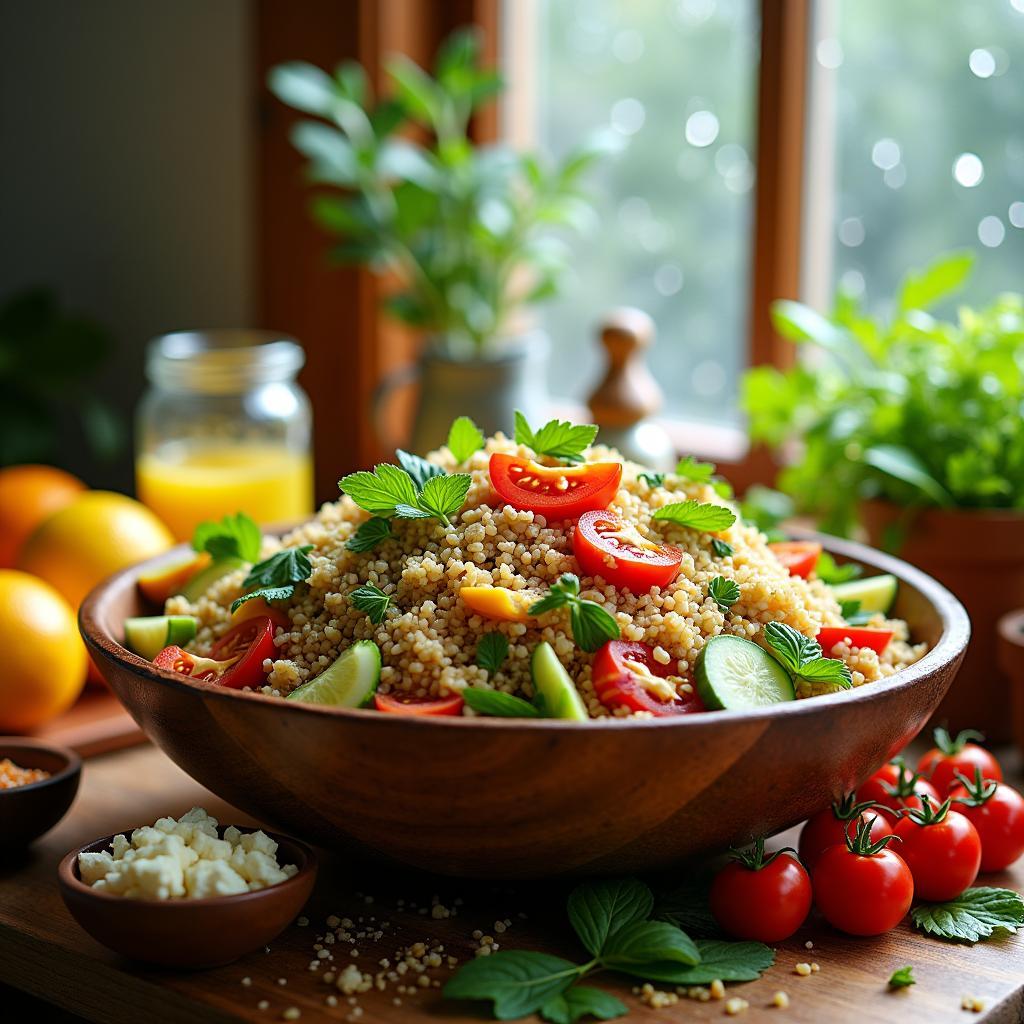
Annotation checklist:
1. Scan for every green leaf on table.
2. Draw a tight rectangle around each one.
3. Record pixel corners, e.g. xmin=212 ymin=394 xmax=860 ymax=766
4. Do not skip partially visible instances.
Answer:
xmin=192 ymin=511 xmax=262 ymax=563
xmin=475 ymin=632 xmax=510 ymax=677
xmin=630 ymin=939 xmax=774 ymax=985
xmin=349 ymin=584 xmax=392 ymax=625
xmin=340 ymin=464 xmax=419 ymax=517
xmin=514 ymin=411 xmax=599 ymax=464
xmin=675 ymin=456 xmax=716 ymax=483
xmin=540 ymin=987 xmax=627 ymax=1024
xmin=863 ymin=445 xmax=953 ymax=507
xmin=443 ymin=950 xmax=583 ymax=1020
xmin=243 ymin=545 xmax=314 ymax=591
xmin=347 ymin=517 xmax=392 ymax=553
xmin=396 ymin=449 xmax=446 ymax=490
xmin=654 ymin=875 xmax=720 ymax=938
xmin=911 ymin=887 xmax=1024 ymax=943
xmin=898 ymin=250 xmax=975 ymax=313
xmin=709 ymin=576 xmax=740 ymax=613
xmin=652 ymin=500 xmax=736 ymax=533
xmin=815 ymin=551 xmax=861 ymax=584
xmin=463 ymin=688 xmax=540 ymax=719
xmin=448 ymin=415 xmax=485 ymax=463
xmin=567 ymin=878 xmax=654 ymax=957
xmin=601 ymin=920 xmax=700 ymax=968
xmin=711 ymin=539 xmax=734 ymax=559
xmin=888 ymin=965 xmax=916 ymax=989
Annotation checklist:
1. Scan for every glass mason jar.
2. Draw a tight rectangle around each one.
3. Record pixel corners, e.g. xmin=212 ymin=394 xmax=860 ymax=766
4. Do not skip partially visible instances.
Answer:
xmin=135 ymin=329 xmax=314 ymax=541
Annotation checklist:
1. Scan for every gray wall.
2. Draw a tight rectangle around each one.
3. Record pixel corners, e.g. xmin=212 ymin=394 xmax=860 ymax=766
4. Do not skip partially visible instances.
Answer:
xmin=0 ymin=0 xmax=254 ymax=489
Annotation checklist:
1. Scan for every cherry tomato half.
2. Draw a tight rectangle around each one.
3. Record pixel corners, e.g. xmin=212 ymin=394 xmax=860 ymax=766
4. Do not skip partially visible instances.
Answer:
xmin=152 ymin=645 xmax=240 ymax=682
xmin=489 ymin=453 xmax=622 ymax=520
xmin=918 ymin=729 xmax=1003 ymax=796
xmin=798 ymin=795 xmax=893 ymax=873
xmin=856 ymin=760 xmax=940 ymax=815
xmin=817 ymin=626 xmax=893 ymax=655
xmin=573 ymin=509 xmax=682 ymax=591
xmin=592 ymin=640 xmax=704 ymax=716
xmin=813 ymin=842 xmax=914 ymax=936
xmin=768 ymin=541 xmax=822 ymax=579
xmin=950 ymin=774 xmax=1024 ymax=872
xmin=210 ymin=616 xmax=278 ymax=690
xmin=373 ymin=693 xmax=465 ymax=716
xmin=893 ymin=802 xmax=981 ymax=901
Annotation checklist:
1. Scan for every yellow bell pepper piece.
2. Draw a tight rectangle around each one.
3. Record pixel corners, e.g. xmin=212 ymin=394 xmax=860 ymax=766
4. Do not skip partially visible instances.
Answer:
xmin=138 ymin=553 xmax=210 ymax=604
xmin=460 ymin=585 xmax=536 ymax=623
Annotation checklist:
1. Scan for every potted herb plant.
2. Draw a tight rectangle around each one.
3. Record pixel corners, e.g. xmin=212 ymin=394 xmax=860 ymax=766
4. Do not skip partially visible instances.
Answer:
xmin=743 ymin=250 xmax=1024 ymax=738
xmin=268 ymin=28 xmax=608 ymax=452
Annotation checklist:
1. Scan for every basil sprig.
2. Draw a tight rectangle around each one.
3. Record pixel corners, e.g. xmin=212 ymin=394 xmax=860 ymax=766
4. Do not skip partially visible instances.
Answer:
xmin=231 ymin=545 xmax=313 ymax=612
xmin=514 ymin=411 xmax=599 ymax=464
xmin=763 ymin=621 xmax=853 ymax=690
xmin=529 ymin=574 xmax=620 ymax=653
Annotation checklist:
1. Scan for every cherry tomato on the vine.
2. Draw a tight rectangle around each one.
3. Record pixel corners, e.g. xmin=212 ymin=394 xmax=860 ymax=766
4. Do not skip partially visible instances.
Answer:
xmin=856 ymin=758 xmax=940 ymax=815
xmin=893 ymin=796 xmax=981 ymax=901
xmin=918 ymin=727 xmax=1002 ymax=796
xmin=710 ymin=838 xmax=812 ymax=943
xmin=798 ymin=792 xmax=893 ymax=873
xmin=950 ymin=767 xmax=1024 ymax=872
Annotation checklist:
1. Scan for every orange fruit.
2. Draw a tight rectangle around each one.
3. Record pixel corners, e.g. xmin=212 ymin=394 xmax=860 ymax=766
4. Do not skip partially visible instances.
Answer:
xmin=0 ymin=570 xmax=87 ymax=731
xmin=19 ymin=491 xmax=174 ymax=610
xmin=0 ymin=464 xmax=85 ymax=568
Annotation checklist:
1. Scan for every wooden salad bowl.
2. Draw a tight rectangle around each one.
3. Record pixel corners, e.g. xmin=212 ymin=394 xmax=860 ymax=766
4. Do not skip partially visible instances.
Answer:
xmin=80 ymin=534 xmax=969 ymax=880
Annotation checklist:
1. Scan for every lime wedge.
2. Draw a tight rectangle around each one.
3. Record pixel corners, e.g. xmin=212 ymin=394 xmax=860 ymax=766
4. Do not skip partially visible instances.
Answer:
xmin=286 ymin=640 xmax=381 ymax=708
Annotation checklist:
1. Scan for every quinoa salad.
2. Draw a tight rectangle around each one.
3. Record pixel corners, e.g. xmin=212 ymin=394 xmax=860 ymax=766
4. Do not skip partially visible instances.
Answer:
xmin=143 ymin=416 xmax=926 ymax=720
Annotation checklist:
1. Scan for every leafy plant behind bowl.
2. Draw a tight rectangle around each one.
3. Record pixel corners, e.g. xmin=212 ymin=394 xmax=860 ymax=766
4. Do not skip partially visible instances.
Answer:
xmin=743 ymin=250 xmax=1024 ymax=536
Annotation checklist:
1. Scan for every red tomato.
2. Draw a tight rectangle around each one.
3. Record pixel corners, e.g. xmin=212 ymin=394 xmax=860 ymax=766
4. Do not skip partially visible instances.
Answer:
xmin=710 ymin=840 xmax=812 ymax=943
xmin=817 ymin=626 xmax=893 ymax=655
xmin=768 ymin=541 xmax=822 ymax=579
xmin=573 ymin=509 xmax=682 ymax=591
xmin=950 ymin=770 xmax=1024 ymax=872
xmin=918 ymin=728 xmax=1002 ymax=796
xmin=856 ymin=760 xmax=940 ymax=815
xmin=893 ymin=798 xmax=981 ymax=901
xmin=592 ymin=640 xmax=704 ymax=717
xmin=209 ymin=616 xmax=278 ymax=690
xmin=798 ymin=793 xmax=893 ymax=873
xmin=373 ymin=693 xmax=465 ymax=716
xmin=152 ymin=645 xmax=240 ymax=682
xmin=813 ymin=823 xmax=914 ymax=936
xmin=489 ymin=453 xmax=622 ymax=520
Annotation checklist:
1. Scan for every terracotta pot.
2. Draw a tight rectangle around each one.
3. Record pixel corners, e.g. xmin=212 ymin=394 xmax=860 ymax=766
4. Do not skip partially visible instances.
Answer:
xmin=997 ymin=609 xmax=1024 ymax=756
xmin=860 ymin=500 xmax=1024 ymax=741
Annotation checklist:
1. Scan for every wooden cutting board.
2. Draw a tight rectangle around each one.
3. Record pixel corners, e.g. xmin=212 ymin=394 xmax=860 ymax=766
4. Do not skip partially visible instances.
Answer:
xmin=1 ymin=744 xmax=1023 ymax=1024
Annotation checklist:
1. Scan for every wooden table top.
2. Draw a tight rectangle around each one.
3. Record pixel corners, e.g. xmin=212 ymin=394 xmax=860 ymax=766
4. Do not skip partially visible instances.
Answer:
xmin=2 ymin=743 xmax=1023 ymax=1024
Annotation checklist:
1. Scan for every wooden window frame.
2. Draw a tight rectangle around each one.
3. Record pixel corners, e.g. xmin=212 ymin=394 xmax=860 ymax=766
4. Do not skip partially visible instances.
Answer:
xmin=256 ymin=0 xmax=810 ymax=501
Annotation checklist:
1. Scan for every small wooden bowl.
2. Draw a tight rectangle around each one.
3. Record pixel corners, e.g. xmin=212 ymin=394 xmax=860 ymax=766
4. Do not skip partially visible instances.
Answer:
xmin=0 ymin=738 xmax=81 ymax=850
xmin=57 ymin=827 xmax=316 ymax=969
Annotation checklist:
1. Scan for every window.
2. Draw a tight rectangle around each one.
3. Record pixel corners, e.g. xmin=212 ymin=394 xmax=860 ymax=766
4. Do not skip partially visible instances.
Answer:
xmin=505 ymin=0 xmax=760 ymax=428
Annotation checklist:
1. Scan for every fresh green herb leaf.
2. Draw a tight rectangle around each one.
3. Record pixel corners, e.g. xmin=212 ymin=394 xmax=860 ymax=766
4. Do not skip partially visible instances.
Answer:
xmin=395 ymin=472 xmax=472 ymax=527
xmin=463 ymin=688 xmax=540 ymax=718
xmin=475 ymin=632 xmax=510 ymax=677
xmin=654 ymin=875 xmax=720 ymax=938
xmin=910 ymin=887 xmax=1024 ymax=943
xmin=709 ymin=576 xmax=740 ymax=613
xmin=675 ymin=456 xmax=716 ymax=483
xmin=762 ymin=621 xmax=823 ymax=672
xmin=711 ymin=479 xmax=734 ymax=499
xmin=652 ymin=500 xmax=736 ymax=532
xmin=347 ymin=517 xmax=392 ymax=553
xmin=396 ymin=448 xmax=446 ymax=490
xmin=443 ymin=950 xmax=585 ymax=1020
xmin=816 ymin=551 xmax=862 ymax=584
xmin=231 ymin=585 xmax=296 ymax=613
xmin=340 ymin=463 xmax=418 ymax=517
xmin=796 ymin=658 xmax=854 ymax=688
xmin=447 ymin=415 xmax=485 ymax=463
xmin=191 ymin=512 xmax=262 ymax=562
xmin=838 ymin=598 xmax=861 ymax=620
xmin=711 ymin=538 xmax=734 ymax=559
xmin=243 ymin=545 xmax=314 ymax=591
xmin=638 ymin=472 xmax=665 ymax=488
xmin=540 ymin=986 xmax=626 ymax=1024
xmin=349 ymin=584 xmax=391 ymax=624
xmin=529 ymin=574 xmax=621 ymax=653
xmin=515 ymin=410 xmax=599 ymax=464
xmin=600 ymin=920 xmax=700 ymax=969
xmin=633 ymin=939 xmax=775 ymax=984
xmin=567 ymin=879 xmax=655 ymax=958
xmin=888 ymin=966 xmax=916 ymax=989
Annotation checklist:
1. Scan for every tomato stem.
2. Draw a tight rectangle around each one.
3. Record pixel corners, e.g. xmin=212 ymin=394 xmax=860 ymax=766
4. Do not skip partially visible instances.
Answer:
xmin=844 ymin=815 xmax=901 ymax=856
xmin=933 ymin=726 xmax=985 ymax=756
xmin=728 ymin=836 xmax=800 ymax=871
xmin=880 ymin=757 xmax=929 ymax=799
xmin=832 ymin=791 xmax=890 ymax=822
xmin=951 ymin=766 xmax=999 ymax=806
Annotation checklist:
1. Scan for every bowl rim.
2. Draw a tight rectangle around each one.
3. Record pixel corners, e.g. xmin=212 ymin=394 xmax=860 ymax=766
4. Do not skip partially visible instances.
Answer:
xmin=58 ymin=824 xmax=317 ymax=908
xmin=0 ymin=738 xmax=81 ymax=795
xmin=80 ymin=529 xmax=970 ymax=732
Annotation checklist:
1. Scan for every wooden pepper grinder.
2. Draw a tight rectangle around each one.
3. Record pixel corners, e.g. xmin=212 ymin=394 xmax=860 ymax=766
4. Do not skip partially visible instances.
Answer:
xmin=587 ymin=307 xmax=675 ymax=471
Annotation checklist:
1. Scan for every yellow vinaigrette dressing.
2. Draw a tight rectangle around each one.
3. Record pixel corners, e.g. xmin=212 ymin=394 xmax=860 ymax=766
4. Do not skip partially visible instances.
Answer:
xmin=137 ymin=443 xmax=314 ymax=541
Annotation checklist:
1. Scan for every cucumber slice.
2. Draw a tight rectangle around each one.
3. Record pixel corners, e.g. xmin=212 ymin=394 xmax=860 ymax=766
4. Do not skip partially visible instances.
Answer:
xmin=179 ymin=557 xmax=245 ymax=602
xmin=286 ymin=640 xmax=381 ymax=708
xmin=124 ymin=615 xmax=197 ymax=660
xmin=831 ymin=573 xmax=898 ymax=615
xmin=695 ymin=634 xmax=795 ymax=711
xmin=530 ymin=642 xmax=589 ymax=721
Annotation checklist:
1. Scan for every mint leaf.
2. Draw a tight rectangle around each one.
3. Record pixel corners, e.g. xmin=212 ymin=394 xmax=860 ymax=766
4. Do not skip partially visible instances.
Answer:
xmin=463 ymin=688 xmax=539 ymax=718
xmin=797 ymin=658 xmax=853 ymax=688
xmin=443 ymin=950 xmax=583 ymax=1020
xmin=632 ymin=939 xmax=774 ymax=984
xmin=448 ymin=416 xmax=485 ymax=463
xmin=654 ymin=875 xmax=720 ymax=938
xmin=528 ymin=575 xmax=620 ymax=653
xmin=711 ymin=538 xmax=734 ymax=559
xmin=888 ymin=965 xmax=916 ymax=988
xmin=601 ymin=921 xmax=700 ymax=968
xmin=838 ymin=598 xmax=861 ymax=620
xmin=816 ymin=550 xmax=861 ymax=584
xmin=709 ymin=576 xmax=740 ymax=613
xmin=568 ymin=879 xmax=654 ymax=957
xmin=192 ymin=512 xmax=262 ymax=562
xmin=243 ymin=545 xmax=313 ymax=590
xmin=515 ymin=410 xmax=599 ymax=464
xmin=653 ymin=500 xmax=736 ymax=532
xmin=762 ymin=621 xmax=822 ymax=672
xmin=412 ymin=472 xmax=472 ymax=526
xmin=475 ymin=632 xmax=510 ymax=677
xmin=638 ymin=472 xmax=665 ymax=488
xmin=675 ymin=456 xmax=715 ymax=483
xmin=340 ymin=463 xmax=418 ymax=517
xmin=231 ymin=585 xmax=296 ymax=613
xmin=529 ymin=573 xmax=580 ymax=616
xmin=911 ymin=887 xmax=1024 ymax=943
xmin=347 ymin=517 xmax=392 ymax=553
xmin=541 ymin=987 xmax=627 ymax=1024
xmin=349 ymin=584 xmax=391 ymax=625
xmin=396 ymin=448 xmax=446 ymax=490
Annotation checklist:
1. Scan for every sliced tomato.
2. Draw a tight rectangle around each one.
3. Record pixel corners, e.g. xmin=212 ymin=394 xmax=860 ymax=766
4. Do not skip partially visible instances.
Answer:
xmin=489 ymin=453 xmax=622 ymax=519
xmin=209 ymin=616 xmax=278 ymax=689
xmin=152 ymin=645 xmax=240 ymax=682
xmin=768 ymin=541 xmax=822 ymax=579
xmin=374 ymin=693 xmax=465 ymax=716
xmin=573 ymin=509 xmax=682 ymax=591
xmin=592 ymin=640 xmax=704 ymax=716
xmin=817 ymin=626 xmax=893 ymax=655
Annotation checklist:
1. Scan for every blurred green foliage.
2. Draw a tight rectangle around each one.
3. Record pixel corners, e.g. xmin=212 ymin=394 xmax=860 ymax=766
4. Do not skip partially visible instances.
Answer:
xmin=0 ymin=287 xmax=123 ymax=468
xmin=744 ymin=251 xmax=1024 ymax=536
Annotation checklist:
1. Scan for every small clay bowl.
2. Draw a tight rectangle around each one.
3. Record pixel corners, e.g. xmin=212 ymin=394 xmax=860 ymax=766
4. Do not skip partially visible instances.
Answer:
xmin=58 ymin=826 xmax=317 ymax=968
xmin=0 ymin=738 xmax=81 ymax=850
